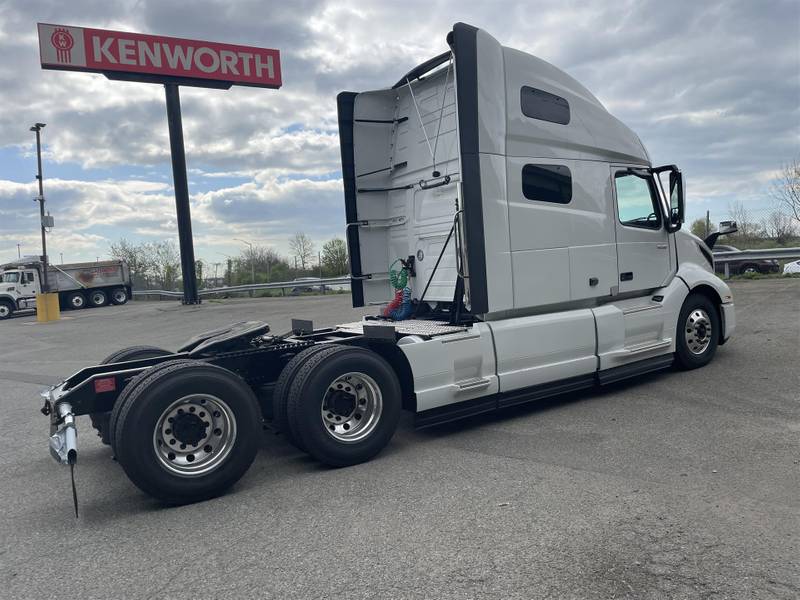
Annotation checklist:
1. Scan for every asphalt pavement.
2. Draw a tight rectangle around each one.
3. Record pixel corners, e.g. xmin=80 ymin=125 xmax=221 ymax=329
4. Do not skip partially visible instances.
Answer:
xmin=1 ymin=280 xmax=798 ymax=599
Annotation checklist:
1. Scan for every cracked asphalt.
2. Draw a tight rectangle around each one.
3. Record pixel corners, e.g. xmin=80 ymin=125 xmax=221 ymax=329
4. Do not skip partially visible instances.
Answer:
xmin=1 ymin=280 xmax=798 ymax=599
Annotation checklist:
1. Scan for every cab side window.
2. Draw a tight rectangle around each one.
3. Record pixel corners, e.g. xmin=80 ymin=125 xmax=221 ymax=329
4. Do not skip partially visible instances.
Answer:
xmin=614 ymin=173 xmax=661 ymax=229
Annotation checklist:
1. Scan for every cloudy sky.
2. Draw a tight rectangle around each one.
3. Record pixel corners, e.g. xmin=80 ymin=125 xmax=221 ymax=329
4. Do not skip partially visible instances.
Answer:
xmin=0 ymin=0 xmax=798 ymax=266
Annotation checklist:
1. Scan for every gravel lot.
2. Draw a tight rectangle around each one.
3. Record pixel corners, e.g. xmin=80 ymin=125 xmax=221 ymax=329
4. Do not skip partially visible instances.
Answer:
xmin=1 ymin=280 xmax=798 ymax=599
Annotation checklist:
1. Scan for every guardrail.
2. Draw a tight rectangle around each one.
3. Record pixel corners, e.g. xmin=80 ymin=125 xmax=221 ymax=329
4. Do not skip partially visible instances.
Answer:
xmin=132 ymin=276 xmax=352 ymax=299
xmin=712 ymin=247 xmax=800 ymax=278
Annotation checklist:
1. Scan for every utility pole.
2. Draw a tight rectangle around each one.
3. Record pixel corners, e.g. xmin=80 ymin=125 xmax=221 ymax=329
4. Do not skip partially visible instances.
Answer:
xmin=705 ymin=210 xmax=711 ymax=238
xmin=30 ymin=123 xmax=48 ymax=292
xmin=17 ymin=243 xmax=21 ymax=258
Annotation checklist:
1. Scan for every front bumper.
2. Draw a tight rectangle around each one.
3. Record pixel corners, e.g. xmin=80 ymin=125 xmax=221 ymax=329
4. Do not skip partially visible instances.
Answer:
xmin=721 ymin=302 xmax=736 ymax=342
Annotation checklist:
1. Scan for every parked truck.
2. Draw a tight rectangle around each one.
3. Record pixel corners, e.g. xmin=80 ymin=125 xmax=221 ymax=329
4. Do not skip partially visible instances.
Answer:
xmin=0 ymin=259 xmax=131 ymax=319
xmin=41 ymin=23 xmax=736 ymax=509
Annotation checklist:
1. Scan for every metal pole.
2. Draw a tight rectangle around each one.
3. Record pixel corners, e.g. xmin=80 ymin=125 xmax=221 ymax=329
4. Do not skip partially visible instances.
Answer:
xmin=33 ymin=126 xmax=49 ymax=292
xmin=164 ymin=84 xmax=199 ymax=304
xmin=17 ymin=244 xmax=21 ymax=258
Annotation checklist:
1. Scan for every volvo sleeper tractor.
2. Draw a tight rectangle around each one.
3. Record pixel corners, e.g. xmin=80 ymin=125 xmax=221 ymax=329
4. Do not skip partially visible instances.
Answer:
xmin=41 ymin=23 xmax=736 ymax=510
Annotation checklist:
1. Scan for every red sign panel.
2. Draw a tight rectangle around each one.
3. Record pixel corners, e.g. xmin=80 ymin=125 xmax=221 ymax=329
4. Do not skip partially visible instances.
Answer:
xmin=38 ymin=23 xmax=281 ymax=88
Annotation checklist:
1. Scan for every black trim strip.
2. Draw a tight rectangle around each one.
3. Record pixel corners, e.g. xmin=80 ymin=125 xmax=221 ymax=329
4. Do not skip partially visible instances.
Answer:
xmin=449 ymin=23 xmax=489 ymax=314
xmin=597 ymin=354 xmax=674 ymax=385
xmin=354 ymin=117 xmax=409 ymax=124
xmin=415 ymin=396 xmax=497 ymax=429
xmin=336 ymin=91 xmax=364 ymax=307
xmin=497 ymin=374 xmax=595 ymax=409
xmin=356 ymin=161 xmax=408 ymax=179
xmin=357 ymin=184 xmax=414 ymax=193
xmin=392 ymin=51 xmax=452 ymax=89
xmin=414 ymin=354 xmax=675 ymax=429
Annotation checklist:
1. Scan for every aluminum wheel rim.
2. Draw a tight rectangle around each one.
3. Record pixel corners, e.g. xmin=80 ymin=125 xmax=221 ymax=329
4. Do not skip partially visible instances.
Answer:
xmin=0 ymin=304 xmax=9 ymax=318
xmin=113 ymin=290 xmax=127 ymax=303
xmin=70 ymin=295 xmax=84 ymax=308
xmin=321 ymin=372 xmax=382 ymax=443
xmin=91 ymin=292 xmax=105 ymax=305
xmin=685 ymin=308 xmax=712 ymax=355
xmin=152 ymin=393 xmax=237 ymax=477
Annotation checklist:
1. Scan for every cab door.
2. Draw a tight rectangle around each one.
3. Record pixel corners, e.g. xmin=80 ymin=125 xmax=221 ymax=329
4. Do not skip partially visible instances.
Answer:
xmin=19 ymin=271 xmax=38 ymax=297
xmin=611 ymin=168 xmax=671 ymax=294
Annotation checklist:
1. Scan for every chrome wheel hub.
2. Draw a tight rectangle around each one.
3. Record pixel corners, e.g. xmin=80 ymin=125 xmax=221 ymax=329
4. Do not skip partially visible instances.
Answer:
xmin=0 ymin=305 xmax=9 ymax=317
xmin=113 ymin=290 xmax=127 ymax=303
xmin=153 ymin=393 xmax=237 ymax=476
xmin=685 ymin=308 xmax=712 ymax=355
xmin=321 ymin=372 xmax=382 ymax=443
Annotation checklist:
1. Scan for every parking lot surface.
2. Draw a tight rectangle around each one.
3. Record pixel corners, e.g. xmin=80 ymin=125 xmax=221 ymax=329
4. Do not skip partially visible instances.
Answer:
xmin=1 ymin=280 xmax=798 ymax=599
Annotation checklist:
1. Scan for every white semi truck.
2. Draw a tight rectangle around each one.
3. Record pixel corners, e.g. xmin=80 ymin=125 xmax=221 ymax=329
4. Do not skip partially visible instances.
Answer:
xmin=0 ymin=259 xmax=131 ymax=319
xmin=41 ymin=23 xmax=736 ymax=508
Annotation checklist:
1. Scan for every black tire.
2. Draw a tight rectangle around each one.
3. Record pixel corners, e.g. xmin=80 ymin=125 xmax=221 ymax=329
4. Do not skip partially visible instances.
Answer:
xmin=675 ymin=293 xmax=720 ymax=370
xmin=66 ymin=291 xmax=86 ymax=310
xmin=286 ymin=346 xmax=401 ymax=467
xmin=271 ymin=345 xmax=330 ymax=448
xmin=113 ymin=361 xmax=261 ymax=504
xmin=88 ymin=289 xmax=108 ymax=307
xmin=739 ymin=263 xmax=759 ymax=275
xmin=111 ymin=287 xmax=129 ymax=305
xmin=90 ymin=346 xmax=172 ymax=445
xmin=0 ymin=299 xmax=13 ymax=320
xmin=108 ymin=358 xmax=188 ymax=453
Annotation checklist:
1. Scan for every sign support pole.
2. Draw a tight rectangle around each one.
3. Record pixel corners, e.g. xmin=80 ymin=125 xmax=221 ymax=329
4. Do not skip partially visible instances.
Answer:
xmin=164 ymin=83 xmax=199 ymax=305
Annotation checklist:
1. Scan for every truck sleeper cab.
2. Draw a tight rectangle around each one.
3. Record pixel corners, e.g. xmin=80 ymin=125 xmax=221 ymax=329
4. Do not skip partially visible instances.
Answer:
xmin=41 ymin=23 xmax=734 ymax=508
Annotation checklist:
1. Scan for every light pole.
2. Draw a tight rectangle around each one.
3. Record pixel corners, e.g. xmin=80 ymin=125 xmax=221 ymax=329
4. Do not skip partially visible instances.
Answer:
xmin=30 ymin=123 xmax=48 ymax=292
xmin=16 ymin=243 xmax=21 ymax=259
xmin=234 ymin=238 xmax=255 ymax=284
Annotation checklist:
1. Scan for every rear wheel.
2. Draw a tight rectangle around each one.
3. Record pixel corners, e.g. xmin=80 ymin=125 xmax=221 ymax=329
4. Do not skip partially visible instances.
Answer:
xmin=271 ymin=345 xmax=350 ymax=449
xmin=113 ymin=362 xmax=261 ymax=504
xmin=90 ymin=346 xmax=171 ymax=445
xmin=0 ymin=300 xmax=13 ymax=320
xmin=88 ymin=289 xmax=108 ymax=307
xmin=111 ymin=287 xmax=129 ymax=305
xmin=66 ymin=291 xmax=86 ymax=310
xmin=286 ymin=346 xmax=401 ymax=467
xmin=675 ymin=293 xmax=720 ymax=370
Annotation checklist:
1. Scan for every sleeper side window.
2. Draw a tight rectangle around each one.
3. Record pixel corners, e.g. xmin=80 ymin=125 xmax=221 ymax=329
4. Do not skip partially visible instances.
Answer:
xmin=520 ymin=86 xmax=570 ymax=125
xmin=522 ymin=164 xmax=572 ymax=204
xmin=614 ymin=173 xmax=661 ymax=229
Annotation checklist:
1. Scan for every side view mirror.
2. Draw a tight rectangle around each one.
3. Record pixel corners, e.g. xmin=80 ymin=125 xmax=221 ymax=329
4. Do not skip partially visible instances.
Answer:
xmin=704 ymin=221 xmax=738 ymax=249
xmin=667 ymin=169 xmax=684 ymax=232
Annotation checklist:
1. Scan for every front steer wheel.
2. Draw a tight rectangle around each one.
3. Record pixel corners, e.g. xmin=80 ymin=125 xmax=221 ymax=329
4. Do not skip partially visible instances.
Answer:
xmin=113 ymin=361 xmax=261 ymax=504
xmin=674 ymin=293 xmax=720 ymax=370
xmin=286 ymin=346 xmax=401 ymax=468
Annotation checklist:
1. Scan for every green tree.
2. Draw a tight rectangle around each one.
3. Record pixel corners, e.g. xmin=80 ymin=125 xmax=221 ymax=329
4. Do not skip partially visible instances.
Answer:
xmin=690 ymin=218 xmax=715 ymax=239
xmin=321 ymin=238 xmax=349 ymax=276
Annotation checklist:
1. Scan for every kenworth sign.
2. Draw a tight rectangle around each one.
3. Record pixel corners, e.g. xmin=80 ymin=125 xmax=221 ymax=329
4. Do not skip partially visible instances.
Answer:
xmin=37 ymin=23 xmax=282 ymax=88
xmin=37 ymin=23 xmax=282 ymax=304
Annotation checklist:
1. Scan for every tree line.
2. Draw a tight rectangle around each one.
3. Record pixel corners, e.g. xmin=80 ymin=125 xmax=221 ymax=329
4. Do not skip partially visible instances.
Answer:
xmin=110 ymin=233 xmax=349 ymax=291
xmin=689 ymin=158 xmax=800 ymax=246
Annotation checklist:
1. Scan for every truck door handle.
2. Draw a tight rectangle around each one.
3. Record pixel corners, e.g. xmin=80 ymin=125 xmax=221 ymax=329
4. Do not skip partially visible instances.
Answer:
xmin=620 ymin=272 xmax=633 ymax=281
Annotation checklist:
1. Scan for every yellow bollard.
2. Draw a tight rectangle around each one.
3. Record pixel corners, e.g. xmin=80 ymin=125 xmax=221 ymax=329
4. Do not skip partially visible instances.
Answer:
xmin=36 ymin=292 xmax=61 ymax=322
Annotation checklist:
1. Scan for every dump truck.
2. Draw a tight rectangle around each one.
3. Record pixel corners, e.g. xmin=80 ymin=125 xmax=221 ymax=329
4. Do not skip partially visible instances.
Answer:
xmin=0 ymin=259 xmax=131 ymax=319
xmin=40 ymin=23 xmax=736 ymax=509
